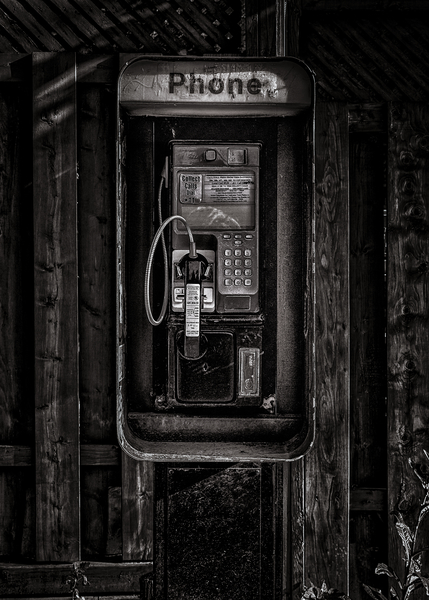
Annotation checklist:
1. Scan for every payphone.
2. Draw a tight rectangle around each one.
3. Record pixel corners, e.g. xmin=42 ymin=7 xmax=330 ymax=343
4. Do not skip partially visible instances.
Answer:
xmin=116 ymin=57 xmax=315 ymax=461
xmin=145 ymin=141 xmax=263 ymax=406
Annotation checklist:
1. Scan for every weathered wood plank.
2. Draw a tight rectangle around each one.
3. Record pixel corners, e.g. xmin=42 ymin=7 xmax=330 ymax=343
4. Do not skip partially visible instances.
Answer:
xmin=350 ymin=130 xmax=387 ymax=487
xmin=285 ymin=0 xmax=301 ymax=57
xmin=77 ymin=55 xmax=117 ymax=84
xmin=78 ymin=82 xmax=116 ymax=445
xmin=81 ymin=444 xmax=120 ymax=466
xmin=69 ymin=0 xmax=141 ymax=51
xmin=0 ymin=11 xmax=41 ymax=53
xmin=0 ymin=562 xmax=152 ymax=596
xmin=350 ymin=488 xmax=386 ymax=512
xmin=33 ymin=52 xmax=79 ymax=562
xmin=106 ymin=486 xmax=122 ymax=557
xmin=0 ymin=83 xmax=32 ymax=447
xmin=348 ymin=104 xmax=386 ymax=133
xmin=304 ymin=102 xmax=350 ymax=590
xmin=349 ymin=128 xmax=387 ymax=598
xmin=349 ymin=512 xmax=388 ymax=599
xmin=81 ymin=467 xmax=120 ymax=559
xmin=122 ymin=454 xmax=154 ymax=561
xmin=387 ymin=102 xmax=429 ymax=586
xmin=303 ymin=0 xmax=429 ymax=8
xmin=244 ymin=0 xmax=259 ymax=55
xmin=77 ymin=78 xmax=119 ymax=561
xmin=4 ymin=597 xmax=140 ymax=600
xmin=291 ymin=459 xmax=304 ymax=600
xmin=257 ymin=0 xmax=278 ymax=56
xmin=0 ymin=444 xmax=120 ymax=467
xmin=0 ymin=54 xmax=30 ymax=81
xmin=1 ymin=0 xmax=63 ymax=51
xmin=0 ymin=469 xmax=35 ymax=560
xmin=0 ymin=446 xmax=32 ymax=467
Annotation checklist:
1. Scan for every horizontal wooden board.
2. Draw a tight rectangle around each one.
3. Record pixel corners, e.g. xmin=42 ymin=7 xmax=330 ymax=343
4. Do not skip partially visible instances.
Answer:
xmin=0 ymin=445 xmax=120 ymax=467
xmin=350 ymin=488 xmax=386 ymax=512
xmin=0 ymin=562 xmax=152 ymax=596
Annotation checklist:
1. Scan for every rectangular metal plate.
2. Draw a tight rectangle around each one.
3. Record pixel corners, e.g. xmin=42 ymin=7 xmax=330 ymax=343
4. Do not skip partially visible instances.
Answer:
xmin=238 ymin=347 xmax=260 ymax=397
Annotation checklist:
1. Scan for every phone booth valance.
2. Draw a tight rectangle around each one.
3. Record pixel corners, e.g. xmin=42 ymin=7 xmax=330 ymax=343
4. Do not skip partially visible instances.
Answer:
xmin=116 ymin=56 xmax=315 ymax=461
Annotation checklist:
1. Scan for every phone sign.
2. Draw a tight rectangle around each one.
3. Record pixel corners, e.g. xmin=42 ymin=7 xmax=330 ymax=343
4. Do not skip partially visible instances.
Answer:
xmin=180 ymin=174 xmax=202 ymax=203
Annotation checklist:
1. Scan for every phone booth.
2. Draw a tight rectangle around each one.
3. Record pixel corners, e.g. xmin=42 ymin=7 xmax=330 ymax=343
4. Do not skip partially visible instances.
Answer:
xmin=116 ymin=57 xmax=315 ymax=461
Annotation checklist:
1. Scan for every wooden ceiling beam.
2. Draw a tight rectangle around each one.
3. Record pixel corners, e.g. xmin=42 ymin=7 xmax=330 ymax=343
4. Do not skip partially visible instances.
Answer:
xmin=303 ymin=0 xmax=429 ymax=9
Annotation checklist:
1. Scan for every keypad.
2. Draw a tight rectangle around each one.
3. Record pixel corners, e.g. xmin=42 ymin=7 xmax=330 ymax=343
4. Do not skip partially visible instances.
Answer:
xmin=222 ymin=233 xmax=255 ymax=288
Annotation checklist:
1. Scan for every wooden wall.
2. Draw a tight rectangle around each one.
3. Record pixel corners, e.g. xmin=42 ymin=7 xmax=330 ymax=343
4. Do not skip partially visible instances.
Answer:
xmin=0 ymin=2 xmax=429 ymax=599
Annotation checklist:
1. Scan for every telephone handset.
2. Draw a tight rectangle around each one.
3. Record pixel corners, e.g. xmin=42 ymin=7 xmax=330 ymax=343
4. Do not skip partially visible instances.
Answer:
xmin=179 ymin=250 xmax=208 ymax=359
xmin=144 ymin=213 xmax=206 ymax=360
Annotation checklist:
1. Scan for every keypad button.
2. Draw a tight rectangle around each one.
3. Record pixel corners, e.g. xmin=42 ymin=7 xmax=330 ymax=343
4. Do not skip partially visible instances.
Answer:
xmin=244 ymin=249 xmax=252 ymax=256
xmin=234 ymin=249 xmax=242 ymax=256
xmin=224 ymin=259 xmax=232 ymax=266
xmin=234 ymin=240 xmax=243 ymax=245
xmin=223 ymin=233 xmax=232 ymax=239
xmin=234 ymin=269 xmax=242 ymax=276
xmin=234 ymin=259 xmax=242 ymax=266
xmin=244 ymin=259 xmax=252 ymax=267
xmin=244 ymin=269 xmax=252 ymax=276
xmin=225 ymin=278 xmax=233 ymax=286
xmin=244 ymin=279 xmax=252 ymax=286
xmin=225 ymin=249 xmax=232 ymax=256
xmin=224 ymin=268 xmax=232 ymax=276
xmin=234 ymin=278 xmax=242 ymax=286
xmin=245 ymin=234 xmax=253 ymax=239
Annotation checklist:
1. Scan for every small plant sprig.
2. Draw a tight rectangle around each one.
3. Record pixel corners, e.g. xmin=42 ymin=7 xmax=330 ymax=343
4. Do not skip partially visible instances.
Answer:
xmin=363 ymin=450 xmax=429 ymax=600
xmin=301 ymin=581 xmax=351 ymax=600
xmin=65 ymin=562 xmax=90 ymax=600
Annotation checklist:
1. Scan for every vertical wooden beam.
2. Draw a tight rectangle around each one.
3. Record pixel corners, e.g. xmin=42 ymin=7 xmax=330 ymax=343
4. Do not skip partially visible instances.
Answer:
xmin=305 ymin=102 xmax=350 ymax=590
xmin=122 ymin=454 xmax=154 ymax=561
xmin=0 ymin=76 xmax=34 ymax=559
xmin=387 ymin=102 xmax=429 ymax=584
xmin=77 ymin=77 xmax=119 ymax=558
xmin=285 ymin=0 xmax=302 ymax=57
xmin=244 ymin=0 xmax=295 ymax=58
xmin=33 ymin=52 xmax=79 ymax=562
xmin=349 ymin=123 xmax=387 ymax=597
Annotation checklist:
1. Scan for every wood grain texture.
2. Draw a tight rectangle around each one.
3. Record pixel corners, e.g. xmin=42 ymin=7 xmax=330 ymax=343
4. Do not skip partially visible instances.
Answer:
xmin=350 ymin=130 xmax=387 ymax=488
xmin=291 ymin=459 xmax=305 ymax=600
xmin=0 ymin=83 xmax=32 ymax=446
xmin=285 ymin=0 xmax=302 ymax=57
xmin=349 ymin=127 xmax=387 ymax=598
xmin=122 ymin=454 xmax=154 ymax=561
xmin=0 ymin=80 xmax=35 ymax=561
xmin=303 ymin=0 xmax=429 ymax=8
xmin=387 ymin=102 xmax=429 ymax=585
xmin=0 ymin=562 xmax=152 ymax=596
xmin=304 ymin=102 xmax=350 ymax=590
xmin=0 ymin=468 xmax=35 ymax=560
xmin=78 ymin=82 xmax=116 ymax=444
xmin=33 ymin=52 xmax=79 ymax=562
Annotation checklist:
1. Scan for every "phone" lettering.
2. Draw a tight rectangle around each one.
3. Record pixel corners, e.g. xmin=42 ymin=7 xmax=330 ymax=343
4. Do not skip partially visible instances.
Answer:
xmin=169 ymin=73 xmax=262 ymax=96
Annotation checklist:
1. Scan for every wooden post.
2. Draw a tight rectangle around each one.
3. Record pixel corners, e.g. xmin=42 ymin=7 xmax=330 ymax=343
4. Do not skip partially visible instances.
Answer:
xmin=285 ymin=0 xmax=302 ymax=57
xmin=387 ymin=102 xmax=429 ymax=584
xmin=122 ymin=454 xmax=154 ymax=561
xmin=33 ymin=52 xmax=80 ymax=562
xmin=304 ymin=102 xmax=350 ymax=590
xmin=348 ymin=109 xmax=388 ymax=597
